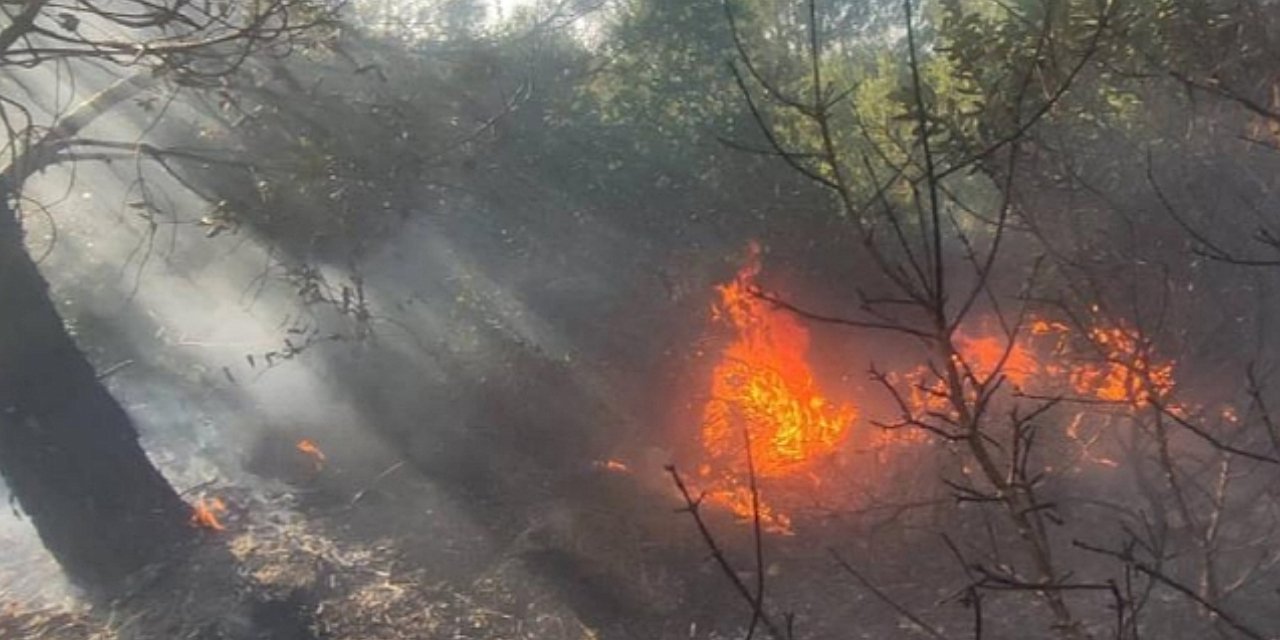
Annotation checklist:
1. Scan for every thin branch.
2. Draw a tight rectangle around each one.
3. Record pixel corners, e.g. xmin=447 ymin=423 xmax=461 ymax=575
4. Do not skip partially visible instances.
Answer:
xmin=666 ymin=466 xmax=787 ymax=640
xmin=1148 ymin=400 xmax=1280 ymax=465
xmin=904 ymin=0 xmax=944 ymax=314
xmin=829 ymin=549 xmax=949 ymax=640
xmin=753 ymin=289 xmax=935 ymax=340
xmin=1074 ymin=540 xmax=1267 ymax=640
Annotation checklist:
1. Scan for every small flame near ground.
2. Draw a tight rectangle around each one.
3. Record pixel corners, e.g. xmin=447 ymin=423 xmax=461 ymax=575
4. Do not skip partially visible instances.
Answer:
xmin=296 ymin=438 xmax=327 ymax=471
xmin=697 ymin=242 xmax=857 ymax=534
xmin=189 ymin=496 xmax=228 ymax=532
xmin=593 ymin=459 xmax=630 ymax=473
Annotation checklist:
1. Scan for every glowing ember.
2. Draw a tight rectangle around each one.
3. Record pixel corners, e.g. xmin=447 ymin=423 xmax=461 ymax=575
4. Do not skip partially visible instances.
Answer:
xmin=697 ymin=243 xmax=856 ymax=533
xmin=1070 ymin=325 xmax=1175 ymax=406
xmin=955 ymin=332 xmax=1038 ymax=389
xmin=1017 ymin=319 xmax=1177 ymax=408
xmin=593 ymin=459 xmax=630 ymax=473
xmin=296 ymin=438 xmax=327 ymax=471
xmin=189 ymin=496 xmax=228 ymax=531
xmin=887 ymin=316 xmax=1182 ymax=470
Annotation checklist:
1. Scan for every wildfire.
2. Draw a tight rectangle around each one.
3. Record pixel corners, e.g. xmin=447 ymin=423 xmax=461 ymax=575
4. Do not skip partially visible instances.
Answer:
xmin=885 ymin=316 xmax=1184 ymax=470
xmin=689 ymin=244 xmax=1189 ymax=529
xmin=697 ymin=243 xmax=857 ymax=533
xmin=296 ymin=438 xmax=327 ymax=471
xmin=941 ymin=319 xmax=1179 ymax=409
xmin=189 ymin=496 xmax=228 ymax=532
xmin=1001 ymin=319 xmax=1178 ymax=408
xmin=955 ymin=332 xmax=1038 ymax=389
xmin=1069 ymin=325 xmax=1175 ymax=406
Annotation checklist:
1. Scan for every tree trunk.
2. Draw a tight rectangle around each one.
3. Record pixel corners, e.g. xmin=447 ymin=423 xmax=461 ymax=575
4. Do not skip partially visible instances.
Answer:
xmin=0 ymin=186 xmax=192 ymax=593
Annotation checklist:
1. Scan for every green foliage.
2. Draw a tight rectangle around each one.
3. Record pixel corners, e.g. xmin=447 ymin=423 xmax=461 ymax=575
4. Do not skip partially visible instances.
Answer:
xmin=581 ymin=1 xmax=748 ymax=168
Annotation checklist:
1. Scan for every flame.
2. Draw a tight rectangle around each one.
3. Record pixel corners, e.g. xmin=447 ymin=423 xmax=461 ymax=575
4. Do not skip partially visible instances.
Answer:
xmin=189 ymin=496 xmax=228 ymax=531
xmin=948 ymin=319 xmax=1179 ymax=409
xmin=886 ymin=317 xmax=1182 ymax=470
xmin=594 ymin=459 xmax=630 ymax=473
xmin=296 ymin=438 xmax=327 ymax=471
xmin=955 ymin=332 xmax=1038 ymax=389
xmin=688 ymin=245 xmax=1188 ymax=526
xmin=1070 ymin=325 xmax=1175 ymax=406
xmin=1013 ymin=319 xmax=1178 ymax=407
xmin=697 ymin=243 xmax=856 ymax=533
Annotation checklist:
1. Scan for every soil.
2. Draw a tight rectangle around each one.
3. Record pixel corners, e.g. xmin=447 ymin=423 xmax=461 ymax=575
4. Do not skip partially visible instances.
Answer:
xmin=0 ymin=437 xmax=755 ymax=640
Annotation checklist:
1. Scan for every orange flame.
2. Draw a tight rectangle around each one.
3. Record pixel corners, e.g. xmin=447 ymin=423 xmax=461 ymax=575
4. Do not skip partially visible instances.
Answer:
xmin=296 ymin=438 xmax=326 ymax=471
xmin=189 ymin=496 xmax=228 ymax=531
xmin=1012 ymin=319 xmax=1177 ymax=408
xmin=697 ymin=243 xmax=857 ymax=533
xmin=888 ymin=317 xmax=1182 ymax=470
xmin=689 ymin=245 xmax=1188 ymax=524
xmin=947 ymin=319 xmax=1179 ymax=409
xmin=955 ymin=332 xmax=1038 ymax=389
xmin=1069 ymin=325 xmax=1175 ymax=406
xmin=593 ymin=459 xmax=630 ymax=473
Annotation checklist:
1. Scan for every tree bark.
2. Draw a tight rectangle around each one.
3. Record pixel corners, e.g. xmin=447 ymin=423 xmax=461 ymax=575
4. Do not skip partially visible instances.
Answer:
xmin=0 ymin=185 xmax=192 ymax=593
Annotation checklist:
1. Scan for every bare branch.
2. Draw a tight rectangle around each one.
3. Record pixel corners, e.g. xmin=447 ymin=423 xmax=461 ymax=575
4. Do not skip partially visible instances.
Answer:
xmin=1074 ymin=540 xmax=1268 ymax=640
xmin=666 ymin=466 xmax=788 ymax=640
xmin=829 ymin=549 xmax=949 ymax=640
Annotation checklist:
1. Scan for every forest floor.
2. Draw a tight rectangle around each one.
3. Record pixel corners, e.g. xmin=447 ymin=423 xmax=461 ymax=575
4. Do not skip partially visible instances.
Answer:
xmin=0 ymin=437 xmax=746 ymax=640
xmin=0 ymin=484 xmax=609 ymax=639
xmin=0 ymin=447 xmax=1106 ymax=640
xmin=0 ymin=467 xmax=604 ymax=640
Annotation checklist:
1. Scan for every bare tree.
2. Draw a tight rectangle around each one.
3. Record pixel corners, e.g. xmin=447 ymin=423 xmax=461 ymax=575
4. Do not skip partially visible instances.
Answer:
xmin=690 ymin=0 xmax=1153 ymax=637
xmin=703 ymin=0 xmax=1280 ymax=635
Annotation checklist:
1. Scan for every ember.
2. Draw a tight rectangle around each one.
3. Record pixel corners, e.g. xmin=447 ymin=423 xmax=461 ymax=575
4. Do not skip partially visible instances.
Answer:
xmin=697 ymin=243 xmax=857 ymax=533
xmin=955 ymin=331 xmax=1038 ymax=389
xmin=189 ymin=496 xmax=228 ymax=532
xmin=296 ymin=438 xmax=327 ymax=471
xmin=1020 ymin=318 xmax=1178 ymax=408
xmin=593 ymin=459 xmax=630 ymax=473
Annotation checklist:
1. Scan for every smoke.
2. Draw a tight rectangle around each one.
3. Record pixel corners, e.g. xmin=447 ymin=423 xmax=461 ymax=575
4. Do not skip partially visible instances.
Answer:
xmin=0 ymin=36 xmax=727 ymax=608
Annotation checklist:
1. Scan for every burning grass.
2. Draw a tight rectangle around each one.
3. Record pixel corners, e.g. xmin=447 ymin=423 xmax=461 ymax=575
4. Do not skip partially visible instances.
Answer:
xmin=696 ymin=243 xmax=857 ymax=533
xmin=189 ymin=495 xmax=229 ymax=532
xmin=689 ymin=243 xmax=1198 ymax=534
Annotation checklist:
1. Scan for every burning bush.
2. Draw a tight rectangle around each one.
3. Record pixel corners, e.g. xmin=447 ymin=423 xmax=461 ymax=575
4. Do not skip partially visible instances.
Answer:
xmin=695 ymin=243 xmax=857 ymax=532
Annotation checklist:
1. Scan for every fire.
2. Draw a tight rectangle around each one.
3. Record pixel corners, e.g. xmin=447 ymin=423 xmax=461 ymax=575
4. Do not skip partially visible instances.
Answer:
xmin=189 ymin=496 xmax=228 ymax=531
xmin=1069 ymin=325 xmax=1175 ymax=406
xmin=687 ymin=245 xmax=1187 ymax=528
xmin=1012 ymin=319 xmax=1177 ymax=408
xmin=296 ymin=438 xmax=327 ymax=471
xmin=594 ymin=459 xmax=630 ymax=473
xmin=697 ymin=243 xmax=856 ymax=532
xmin=955 ymin=332 xmax=1038 ymax=389
xmin=886 ymin=316 xmax=1183 ymax=470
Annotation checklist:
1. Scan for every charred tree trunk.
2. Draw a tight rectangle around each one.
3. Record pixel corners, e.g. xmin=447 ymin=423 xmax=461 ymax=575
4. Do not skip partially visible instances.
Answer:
xmin=0 ymin=184 xmax=192 ymax=593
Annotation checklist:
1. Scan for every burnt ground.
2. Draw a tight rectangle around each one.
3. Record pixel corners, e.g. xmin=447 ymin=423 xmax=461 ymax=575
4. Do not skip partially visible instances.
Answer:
xmin=0 ymin=121 xmax=1149 ymax=640
xmin=0 ymin=432 xmax=746 ymax=640
xmin=0 ymin=428 xmax=1115 ymax=640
